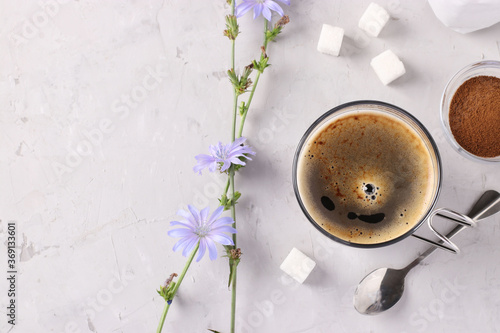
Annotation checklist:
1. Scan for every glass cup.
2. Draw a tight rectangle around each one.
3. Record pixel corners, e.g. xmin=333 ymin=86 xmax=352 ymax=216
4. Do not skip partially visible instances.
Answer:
xmin=292 ymin=101 xmax=442 ymax=248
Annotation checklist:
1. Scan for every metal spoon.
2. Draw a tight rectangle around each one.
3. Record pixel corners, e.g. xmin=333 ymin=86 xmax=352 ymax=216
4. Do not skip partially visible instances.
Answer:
xmin=353 ymin=190 xmax=500 ymax=315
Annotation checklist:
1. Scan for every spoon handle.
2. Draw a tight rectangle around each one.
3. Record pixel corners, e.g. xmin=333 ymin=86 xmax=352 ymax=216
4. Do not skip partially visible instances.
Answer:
xmin=403 ymin=190 xmax=500 ymax=274
xmin=404 ymin=213 xmax=468 ymax=273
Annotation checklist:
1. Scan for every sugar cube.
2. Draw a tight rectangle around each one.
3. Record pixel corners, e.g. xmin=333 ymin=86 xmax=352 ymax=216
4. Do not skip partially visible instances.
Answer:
xmin=317 ymin=24 xmax=344 ymax=57
xmin=359 ymin=3 xmax=390 ymax=37
xmin=370 ymin=50 xmax=406 ymax=85
xmin=280 ymin=248 xmax=316 ymax=284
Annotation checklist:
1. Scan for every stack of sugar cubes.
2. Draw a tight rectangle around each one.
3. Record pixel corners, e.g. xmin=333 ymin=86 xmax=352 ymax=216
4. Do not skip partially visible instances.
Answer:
xmin=316 ymin=2 xmax=406 ymax=85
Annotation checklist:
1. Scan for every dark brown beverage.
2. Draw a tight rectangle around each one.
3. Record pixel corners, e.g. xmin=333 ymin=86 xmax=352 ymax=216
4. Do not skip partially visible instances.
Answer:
xmin=296 ymin=109 xmax=438 ymax=245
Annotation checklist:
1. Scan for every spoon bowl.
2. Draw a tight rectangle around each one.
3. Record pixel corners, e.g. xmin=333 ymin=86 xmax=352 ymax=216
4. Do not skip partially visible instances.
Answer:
xmin=354 ymin=268 xmax=406 ymax=315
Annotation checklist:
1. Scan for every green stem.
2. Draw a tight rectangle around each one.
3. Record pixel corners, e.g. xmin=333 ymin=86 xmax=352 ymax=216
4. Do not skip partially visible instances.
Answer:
xmin=231 ymin=92 xmax=238 ymax=141
xmin=230 ymin=35 xmax=238 ymax=140
xmin=229 ymin=0 xmax=238 ymax=260
xmin=230 ymin=17 xmax=272 ymax=333
xmin=230 ymin=255 xmax=237 ymax=332
xmin=229 ymin=170 xmax=237 ymax=246
xmin=237 ymin=19 xmax=269 ymax=138
xmin=156 ymin=242 xmax=200 ymax=333
xmin=231 ymin=1 xmax=235 ymax=71
xmin=223 ymin=177 xmax=230 ymax=196
xmin=230 ymin=0 xmax=238 ymax=142
xmin=263 ymin=19 xmax=270 ymax=49
xmin=157 ymin=301 xmax=170 ymax=333
xmin=229 ymin=166 xmax=237 ymax=333
xmin=237 ymin=72 xmax=260 ymax=138
xmin=229 ymin=5 xmax=238 ymax=333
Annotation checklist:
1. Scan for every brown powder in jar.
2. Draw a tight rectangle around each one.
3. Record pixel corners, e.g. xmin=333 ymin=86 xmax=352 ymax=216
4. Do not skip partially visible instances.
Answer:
xmin=449 ymin=75 xmax=500 ymax=158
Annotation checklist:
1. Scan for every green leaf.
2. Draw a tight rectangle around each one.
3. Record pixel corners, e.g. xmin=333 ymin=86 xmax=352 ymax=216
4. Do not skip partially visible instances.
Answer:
xmin=223 ymin=15 xmax=239 ymax=40
xmin=239 ymin=101 xmax=248 ymax=116
xmin=227 ymin=66 xmax=253 ymax=95
xmin=266 ymin=15 xmax=289 ymax=43
xmin=219 ymin=194 xmax=228 ymax=208
xmin=232 ymin=164 xmax=244 ymax=172
xmin=220 ymin=191 xmax=242 ymax=211
xmin=227 ymin=69 xmax=239 ymax=90
xmin=252 ymin=57 xmax=270 ymax=74
xmin=227 ymin=257 xmax=240 ymax=288
xmin=228 ymin=191 xmax=242 ymax=209
xmin=157 ymin=282 xmax=176 ymax=302
xmin=223 ymin=245 xmax=232 ymax=254
xmin=265 ymin=28 xmax=281 ymax=43
xmin=228 ymin=261 xmax=235 ymax=288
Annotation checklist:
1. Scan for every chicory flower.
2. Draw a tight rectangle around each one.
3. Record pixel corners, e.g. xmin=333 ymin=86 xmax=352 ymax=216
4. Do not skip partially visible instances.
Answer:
xmin=193 ymin=137 xmax=256 ymax=174
xmin=168 ymin=205 xmax=236 ymax=261
xmin=235 ymin=0 xmax=290 ymax=21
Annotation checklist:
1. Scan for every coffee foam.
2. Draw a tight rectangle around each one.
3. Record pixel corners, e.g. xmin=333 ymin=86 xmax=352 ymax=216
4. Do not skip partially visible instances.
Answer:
xmin=297 ymin=111 xmax=437 ymax=244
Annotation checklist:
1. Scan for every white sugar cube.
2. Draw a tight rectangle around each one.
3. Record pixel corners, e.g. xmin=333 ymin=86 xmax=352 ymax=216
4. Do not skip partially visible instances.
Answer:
xmin=370 ymin=50 xmax=406 ymax=85
xmin=280 ymin=248 xmax=316 ymax=284
xmin=359 ymin=3 xmax=390 ymax=37
xmin=317 ymin=24 xmax=344 ymax=57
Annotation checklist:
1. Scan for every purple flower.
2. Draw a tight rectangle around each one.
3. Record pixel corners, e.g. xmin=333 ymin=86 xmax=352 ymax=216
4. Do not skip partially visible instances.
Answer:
xmin=193 ymin=137 xmax=256 ymax=175
xmin=168 ymin=205 xmax=236 ymax=261
xmin=235 ymin=0 xmax=290 ymax=21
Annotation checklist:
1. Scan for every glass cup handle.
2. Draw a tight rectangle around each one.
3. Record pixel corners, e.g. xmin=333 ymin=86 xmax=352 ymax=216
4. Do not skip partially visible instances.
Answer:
xmin=411 ymin=208 xmax=476 ymax=254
